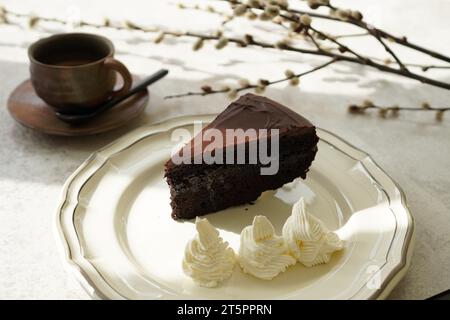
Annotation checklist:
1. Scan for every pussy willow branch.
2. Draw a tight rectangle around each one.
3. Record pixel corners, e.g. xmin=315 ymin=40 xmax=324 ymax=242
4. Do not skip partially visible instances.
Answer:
xmin=221 ymin=0 xmax=450 ymax=63
xmin=371 ymin=29 xmax=408 ymax=71
xmin=234 ymin=0 xmax=450 ymax=70
xmin=348 ymin=101 xmax=449 ymax=121
xmin=0 ymin=7 xmax=159 ymax=32
xmin=1 ymin=5 xmax=449 ymax=73
xmin=329 ymin=11 xmax=450 ymax=64
xmin=164 ymin=58 xmax=338 ymax=99
xmin=170 ymin=29 xmax=450 ymax=90
xmin=1 ymin=3 xmax=449 ymax=91
xmin=204 ymin=1 xmax=450 ymax=90
xmin=229 ymin=0 xmax=435 ymax=75
xmin=334 ymin=32 xmax=369 ymax=39
xmin=1 ymin=5 xmax=448 ymax=73
xmin=132 ymin=14 xmax=450 ymax=92
xmin=177 ymin=3 xmax=234 ymax=25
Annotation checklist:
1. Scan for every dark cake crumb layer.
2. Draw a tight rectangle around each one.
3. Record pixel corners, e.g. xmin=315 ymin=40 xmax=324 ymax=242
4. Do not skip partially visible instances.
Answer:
xmin=168 ymin=147 xmax=318 ymax=219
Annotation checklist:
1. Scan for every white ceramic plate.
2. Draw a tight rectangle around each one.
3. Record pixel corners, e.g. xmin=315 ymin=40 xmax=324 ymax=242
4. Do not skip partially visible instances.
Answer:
xmin=55 ymin=115 xmax=414 ymax=300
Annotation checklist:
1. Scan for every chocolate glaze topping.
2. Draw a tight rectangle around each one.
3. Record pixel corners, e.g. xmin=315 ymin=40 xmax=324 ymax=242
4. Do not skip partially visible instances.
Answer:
xmin=167 ymin=93 xmax=315 ymax=168
xmin=210 ymin=93 xmax=314 ymax=130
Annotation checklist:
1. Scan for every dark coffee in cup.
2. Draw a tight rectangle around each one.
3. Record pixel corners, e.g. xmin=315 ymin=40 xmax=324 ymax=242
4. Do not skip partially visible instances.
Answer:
xmin=42 ymin=51 xmax=104 ymax=66
xmin=28 ymin=33 xmax=132 ymax=114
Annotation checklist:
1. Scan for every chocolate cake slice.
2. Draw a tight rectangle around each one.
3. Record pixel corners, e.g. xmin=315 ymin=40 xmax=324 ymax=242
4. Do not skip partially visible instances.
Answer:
xmin=164 ymin=93 xmax=319 ymax=220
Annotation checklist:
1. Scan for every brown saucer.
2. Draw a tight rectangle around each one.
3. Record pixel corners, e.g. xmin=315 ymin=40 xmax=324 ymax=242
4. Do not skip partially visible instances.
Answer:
xmin=7 ymin=75 xmax=148 ymax=136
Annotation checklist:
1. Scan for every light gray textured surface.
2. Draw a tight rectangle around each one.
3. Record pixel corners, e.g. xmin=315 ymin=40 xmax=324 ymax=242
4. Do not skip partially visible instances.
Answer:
xmin=0 ymin=0 xmax=449 ymax=299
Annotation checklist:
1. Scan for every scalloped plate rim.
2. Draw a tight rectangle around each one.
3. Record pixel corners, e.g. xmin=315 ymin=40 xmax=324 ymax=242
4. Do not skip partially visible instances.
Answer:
xmin=54 ymin=114 xmax=415 ymax=300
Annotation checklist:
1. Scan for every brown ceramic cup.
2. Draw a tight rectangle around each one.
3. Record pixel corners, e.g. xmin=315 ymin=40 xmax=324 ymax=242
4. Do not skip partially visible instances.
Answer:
xmin=28 ymin=33 xmax=132 ymax=114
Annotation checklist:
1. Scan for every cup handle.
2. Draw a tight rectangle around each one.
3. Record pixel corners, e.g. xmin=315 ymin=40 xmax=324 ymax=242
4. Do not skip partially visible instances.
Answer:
xmin=104 ymin=57 xmax=132 ymax=98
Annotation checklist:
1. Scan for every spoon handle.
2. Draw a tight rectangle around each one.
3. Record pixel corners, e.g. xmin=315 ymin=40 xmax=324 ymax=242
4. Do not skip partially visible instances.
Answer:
xmin=102 ymin=69 xmax=169 ymax=111
xmin=56 ymin=69 xmax=169 ymax=122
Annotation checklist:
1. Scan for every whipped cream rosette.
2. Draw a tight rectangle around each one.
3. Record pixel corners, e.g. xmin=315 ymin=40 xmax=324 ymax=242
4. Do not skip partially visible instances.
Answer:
xmin=182 ymin=217 xmax=235 ymax=287
xmin=282 ymin=198 xmax=344 ymax=267
xmin=239 ymin=215 xmax=296 ymax=280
